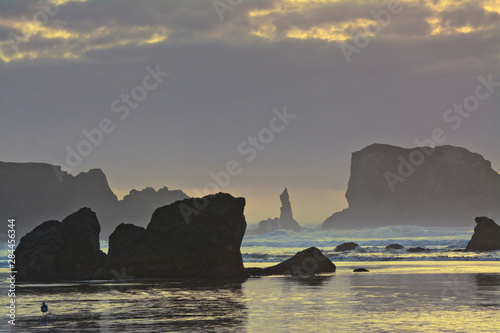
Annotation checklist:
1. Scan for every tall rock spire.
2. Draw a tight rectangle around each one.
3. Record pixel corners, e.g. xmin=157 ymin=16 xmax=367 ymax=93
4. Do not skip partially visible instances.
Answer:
xmin=279 ymin=188 xmax=302 ymax=232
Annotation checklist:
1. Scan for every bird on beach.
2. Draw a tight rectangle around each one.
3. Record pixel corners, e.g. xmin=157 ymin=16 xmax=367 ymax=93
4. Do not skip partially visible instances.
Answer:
xmin=41 ymin=301 xmax=48 ymax=317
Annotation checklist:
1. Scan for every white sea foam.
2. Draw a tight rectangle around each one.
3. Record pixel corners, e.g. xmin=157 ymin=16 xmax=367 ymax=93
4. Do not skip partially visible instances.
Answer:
xmin=240 ymin=225 xmax=499 ymax=262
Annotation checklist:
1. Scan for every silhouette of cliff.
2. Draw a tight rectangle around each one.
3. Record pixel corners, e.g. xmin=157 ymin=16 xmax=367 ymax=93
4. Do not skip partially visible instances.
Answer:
xmin=322 ymin=144 xmax=500 ymax=229
xmin=0 ymin=162 xmax=188 ymax=237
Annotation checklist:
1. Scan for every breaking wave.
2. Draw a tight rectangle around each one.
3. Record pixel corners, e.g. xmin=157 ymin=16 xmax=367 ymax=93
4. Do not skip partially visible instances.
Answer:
xmin=241 ymin=225 xmax=499 ymax=262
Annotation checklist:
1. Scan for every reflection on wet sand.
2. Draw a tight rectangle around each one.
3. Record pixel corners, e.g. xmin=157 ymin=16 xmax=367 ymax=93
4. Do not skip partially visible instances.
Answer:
xmin=474 ymin=274 xmax=500 ymax=307
xmin=283 ymin=274 xmax=334 ymax=287
xmin=6 ymin=263 xmax=500 ymax=333
xmin=11 ymin=280 xmax=247 ymax=333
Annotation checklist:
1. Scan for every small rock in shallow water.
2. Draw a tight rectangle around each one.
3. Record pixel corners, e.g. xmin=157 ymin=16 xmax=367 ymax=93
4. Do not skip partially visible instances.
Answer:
xmin=335 ymin=242 xmax=359 ymax=251
xmin=247 ymin=247 xmax=336 ymax=276
xmin=407 ymin=247 xmax=427 ymax=252
xmin=353 ymin=268 xmax=369 ymax=272
xmin=386 ymin=244 xmax=404 ymax=250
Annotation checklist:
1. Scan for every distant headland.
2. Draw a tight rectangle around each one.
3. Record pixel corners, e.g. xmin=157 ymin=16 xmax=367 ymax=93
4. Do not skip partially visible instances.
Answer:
xmin=322 ymin=144 xmax=500 ymax=229
xmin=0 ymin=161 xmax=187 ymax=238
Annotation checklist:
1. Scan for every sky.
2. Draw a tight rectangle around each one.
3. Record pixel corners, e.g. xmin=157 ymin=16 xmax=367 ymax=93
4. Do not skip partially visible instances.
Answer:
xmin=0 ymin=0 xmax=499 ymax=225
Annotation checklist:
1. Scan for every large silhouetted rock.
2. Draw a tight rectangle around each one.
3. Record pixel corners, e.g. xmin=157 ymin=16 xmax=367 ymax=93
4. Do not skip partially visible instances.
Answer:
xmin=322 ymin=144 xmax=500 ymax=229
xmin=15 ymin=208 xmax=106 ymax=282
xmin=466 ymin=217 xmax=500 ymax=251
xmin=247 ymin=247 xmax=335 ymax=276
xmin=103 ymin=193 xmax=249 ymax=280
xmin=0 ymin=162 xmax=187 ymax=238
xmin=106 ymin=224 xmax=147 ymax=264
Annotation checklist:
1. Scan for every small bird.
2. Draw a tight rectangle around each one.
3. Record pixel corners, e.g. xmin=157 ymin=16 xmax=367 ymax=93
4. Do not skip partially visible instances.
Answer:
xmin=41 ymin=301 xmax=48 ymax=318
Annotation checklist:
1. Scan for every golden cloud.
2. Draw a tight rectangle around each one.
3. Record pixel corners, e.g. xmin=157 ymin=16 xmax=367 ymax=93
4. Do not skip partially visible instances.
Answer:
xmin=1 ymin=0 xmax=498 ymax=62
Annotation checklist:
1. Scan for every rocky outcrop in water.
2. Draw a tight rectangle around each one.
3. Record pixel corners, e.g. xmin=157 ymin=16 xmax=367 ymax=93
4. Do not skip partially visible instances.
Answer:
xmin=247 ymin=247 xmax=335 ymax=276
xmin=386 ymin=244 xmax=404 ymax=250
xmin=322 ymin=144 xmax=500 ymax=229
xmin=246 ymin=188 xmax=302 ymax=235
xmin=466 ymin=217 xmax=500 ymax=251
xmin=335 ymin=242 xmax=359 ymax=251
xmin=407 ymin=247 xmax=428 ymax=252
xmin=353 ymin=268 xmax=369 ymax=272
xmin=102 ymin=193 xmax=249 ymax=280
xmin=0 ymin=161 xmax=187 ymax=238
xmin=15 ymin=208 xmax=106 ymax=282
xmin=17 ymin=193 xmax=250 ymax=281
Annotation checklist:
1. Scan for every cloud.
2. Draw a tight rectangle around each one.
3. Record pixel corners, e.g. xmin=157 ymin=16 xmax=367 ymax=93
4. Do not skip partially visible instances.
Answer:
xmin=1 ymin=0 xmax=499 ymax=63
xmin=440 ymin=2 xmax=500 ymax=30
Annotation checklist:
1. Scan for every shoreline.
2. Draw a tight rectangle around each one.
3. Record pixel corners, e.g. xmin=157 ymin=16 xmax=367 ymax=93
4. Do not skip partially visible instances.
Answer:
xmin=2 ymin=261 xmax=498 ymax=285
xmin=243 ymin=260 xmax=500 ymax=274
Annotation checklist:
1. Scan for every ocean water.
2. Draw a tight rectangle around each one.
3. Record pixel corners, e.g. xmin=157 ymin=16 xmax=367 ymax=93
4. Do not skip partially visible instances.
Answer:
xmin=2 ymin=225 xmax=495 ymax=268
xmin=240 ymin=225 xmax=500 ymax=262
xmin=1 ymin=225 xmax=499 ymax=332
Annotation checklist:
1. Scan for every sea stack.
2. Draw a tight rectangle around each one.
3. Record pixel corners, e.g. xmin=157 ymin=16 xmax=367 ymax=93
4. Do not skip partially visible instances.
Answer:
xmin=466 ymin=216 xmax=500 ymax=251
xmin=246 ymin=188 xmax=302 ymax=235
xmin=279 ymin=188 xmax=302 ymax=231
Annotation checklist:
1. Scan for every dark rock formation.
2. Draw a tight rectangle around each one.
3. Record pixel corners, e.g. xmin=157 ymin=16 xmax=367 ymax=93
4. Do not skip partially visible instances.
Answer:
xmin=322 ymin=144 xmax=500 ymax=229
xmin=15 ymin=208 xmax=106 ymax=282
xmin=466 ymin=217 xmax=500 ymax=251
xmin=245 ymin=218 xmax=280 ymax=236
xmin=0 ymin=161 xmax=187 ymax=238
xmin=386 ymin=244 xmax=404 ymax=250
xmin=335 ymin=242 xmax=359 ymax=251
xmin=106 ymin=224 xmax=147 ymax=263
xmin=353 ymin=268 xmax=369 ymax=272
xmin=245 ymin=188 xmax=302 ymax=235
xmin=407 ymin=247 xmax=427 ymax=252
xmin=247 ymin=247 xmax=335 ymax=276
xmin=102 ymin=193 xmax=249 ymax=280
xmin=279 ymin=188 xmax=302 ymax=231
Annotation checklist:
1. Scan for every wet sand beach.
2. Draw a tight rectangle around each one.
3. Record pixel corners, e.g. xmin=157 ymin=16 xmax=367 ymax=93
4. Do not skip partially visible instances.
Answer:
xmin=1 ymin=261 xmax=498 ymax=332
